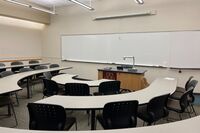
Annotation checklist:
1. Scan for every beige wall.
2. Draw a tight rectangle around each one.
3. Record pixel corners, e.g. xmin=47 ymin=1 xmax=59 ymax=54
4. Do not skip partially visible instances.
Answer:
xmin=0 ymin=24 xmax=43 ymax=61
xmin=0 ymin=1 xmax=50 ymax=24
xmin=42 ymin=0 xmax=200 ymax=92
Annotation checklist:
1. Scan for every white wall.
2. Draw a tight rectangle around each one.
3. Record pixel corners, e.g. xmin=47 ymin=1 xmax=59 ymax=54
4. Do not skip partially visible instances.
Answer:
xmin=42 ymin=0 xmax=200 ymax=93
xmin=0 ymin=24 xmax=43 ymax=61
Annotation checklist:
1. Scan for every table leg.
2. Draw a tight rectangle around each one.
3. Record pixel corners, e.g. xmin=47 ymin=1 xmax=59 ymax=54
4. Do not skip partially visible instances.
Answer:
xmin=91 ymin=109 xmax=96 ymax=130
xmin=26 ymin=77 xmax=30 ymax=98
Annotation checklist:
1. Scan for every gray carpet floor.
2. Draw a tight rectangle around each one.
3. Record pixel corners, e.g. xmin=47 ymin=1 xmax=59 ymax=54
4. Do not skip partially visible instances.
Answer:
xmin=0 ymin=83 xmax=199 ymax=131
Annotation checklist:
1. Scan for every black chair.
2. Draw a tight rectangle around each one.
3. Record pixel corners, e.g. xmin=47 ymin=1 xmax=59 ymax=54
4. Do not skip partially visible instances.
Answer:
xmin=64 ymin=83 xmax=90 ymax=96
xmin=170 ymin=80 xmax=198 ymax=116
xmin=18 ymin=68 xmax=34 ymax=95
xmin=50 ymin=64 xmax=60 ymax=76
xmin=10 ymin=61 xmax=24 ymax=73
xmin=64 ymin=83 xmax=91 ymax=125
xmin=175 ymin=76 xmax=194 ymax=93
xmin=137 ymin=94 xmax=170 ymax=126
xmin=34 ymin=65 xmax=48 ymax=70
xmin=0 ymin=94 xmax=18 ymax=127
xmin=19 ymin=68 xmax=34 ymax=72
xmin=27 ymin=103 xmax=77 ymax=130
xmin=96 ymin=100 xmax=138 ymax=129
xmin=0 ymin=70 xmax=14 ymax=78
xmin=34 ymin=65 xmax=48 ymax=82
xmin=0 ymin=71 xmax=19 ymax=105
xmin=43 ymin=71 xmax=53 ymax=80
xmin=29 ymin=60 xmax=39 ymax=69
xmin=0 ymin=63 xmax=6 ymax=73
xmin=93 ymin=81 xmax=121 ymax=95
xmin=43 ymin=78 xmax=59 ymax=98
xmin=167 ymin=87 xmax=194 ymax=120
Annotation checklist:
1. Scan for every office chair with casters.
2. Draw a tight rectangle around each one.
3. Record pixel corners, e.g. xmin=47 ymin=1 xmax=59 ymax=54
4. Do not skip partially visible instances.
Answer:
xmin=96 ymin=100 xmax=138 ymax=129
xmin=10 ymin=61 xmax=24 ymax=73
xmin=29 ymin=60 xmax=39 ymax=69
xmin=0 ymin=94 xmax=18 ymax=127
xmin=137 ymin=94 xmax=170 ymax=126
xmin=93 ymin=81 xmax=121 ymax=95
xmin=43 ymin=78 xmax=59 ymax=98
xmin=0 ymin=71 xmax=19 ymax=106
xmin=167 ymin=87 xmax=194 ymax=120
xmin=49 ymin=64 xmax=60 ymax=76
xmin=0 ymin=63 xmax=6 ymax=73
xmin=27 ymin=103 xmax=77 ymax=130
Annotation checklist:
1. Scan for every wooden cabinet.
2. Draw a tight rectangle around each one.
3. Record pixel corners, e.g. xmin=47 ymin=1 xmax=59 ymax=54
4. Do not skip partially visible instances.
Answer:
xmin=98 ymin=68 xmax=148 ymax=91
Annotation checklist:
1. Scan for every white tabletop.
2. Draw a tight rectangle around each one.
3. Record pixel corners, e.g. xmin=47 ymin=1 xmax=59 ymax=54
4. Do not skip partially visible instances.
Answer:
xmin=0 ymin=62 xmax=50 ymax=69
xmin=0 ymin=115 xmax=200 ymax=133
xmin=52 ymin=74 xmax=112 ymax=87
xmin=37 ymin=77 xmax=177 ymax=109
xmin=0 ymin=66 xmax=72 ymax=94
xmin=0 ymin=71 xmax=200 ymax=132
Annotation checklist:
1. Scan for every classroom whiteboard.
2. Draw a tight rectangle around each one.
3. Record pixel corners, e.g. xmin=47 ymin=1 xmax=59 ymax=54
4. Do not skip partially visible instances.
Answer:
xmin=61 ymin=31 xmax=200 ymax=68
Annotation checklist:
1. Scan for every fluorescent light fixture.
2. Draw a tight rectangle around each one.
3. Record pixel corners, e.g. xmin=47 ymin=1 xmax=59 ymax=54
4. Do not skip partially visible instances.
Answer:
xmin=0 ymin=15 xmax=45 ymax=30
xmin=94 ymin=10 xmax=156 ymax=20
xmin=68 ymin=0 xmax=94 ymax=11
xmin=32 ymin=6 xmax=55 ymax=14
xmin=135 ymin=0 xmax=144 ymax=4
xmin=4 ymin=0 xmax=55 ymax=14
xmin=5 ymin=0 xmax=30 ymax=7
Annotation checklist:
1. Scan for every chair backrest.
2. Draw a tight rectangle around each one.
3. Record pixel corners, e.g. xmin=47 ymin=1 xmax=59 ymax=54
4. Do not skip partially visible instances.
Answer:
xmin=147 ymin=94 xmax=170 ymax=122
xmin=65 ymin=83 xmax=90 ymax=96
xmin=0 ymin=63 xmax=5 ymax=67
xmin=10 ymin=61 xmax=24 ymax=72
xmin=43 ymin=72 xmax=52 ymax=80
xmin=27 ymin=103 xmax=66 ymax=130
xmin=185 ymin=76 xmax=194 ymax=89
xmin=186 ymin=79 xmax=198 ymax=91
xmin=0 ymin=71 xmax=14 ymax=78
xmin=11 ymin=61 xmax=23 ymax=65
xmin=19 ymin=68 xmax=33 ymax=72
xmin=180 ymin=87 xmax=194 ymax=112
xmin=35 ymin=65 xmax=48 ymax=70
xmin=29 ymin=60 xmax=39 ymax=64
xmin=49 ymin=64 xmax=60 ymax=76
xmin=0 ymin=63 xmax=6 ymax=73
xmin=102 ymin=100 xmax=138 ymax=129
xmin=50 ymin=64 xmax=59 ymax=68
xmin=43 ymin=79 xmax=59 ymax=97
xmin=99 ymin=81 xmax=121 ymax=95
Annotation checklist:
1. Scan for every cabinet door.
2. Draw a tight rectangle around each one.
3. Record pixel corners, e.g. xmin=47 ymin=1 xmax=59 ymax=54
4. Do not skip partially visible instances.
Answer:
xmin=98 ymin=70 xmax=117 ymax=80
xmin=103 ymin=71 xmax=117 ymax=80
xmin=117 ymin=73 xmax=143 ymax=91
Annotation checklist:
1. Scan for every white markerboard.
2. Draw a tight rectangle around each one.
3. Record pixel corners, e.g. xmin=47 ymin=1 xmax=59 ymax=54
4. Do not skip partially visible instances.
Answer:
xmin=61 ymin=31 xmax=200 ymax=68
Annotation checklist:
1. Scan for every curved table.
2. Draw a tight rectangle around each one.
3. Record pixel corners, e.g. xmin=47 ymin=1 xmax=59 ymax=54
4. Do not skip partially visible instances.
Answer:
xmin=0 ymin=66 xmax=72 ymax=95
xmin=0 ymin=62 xmax=50 ymax=69
xmin=38 ymin=75 xmax=177 ymax=130
xmin=52 ymin=74 xmax=112 ymax=87
xmin=0 ymin=71 xmax=200 ymax=133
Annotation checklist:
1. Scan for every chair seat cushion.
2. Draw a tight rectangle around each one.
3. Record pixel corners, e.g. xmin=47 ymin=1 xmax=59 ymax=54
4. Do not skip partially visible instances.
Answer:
xmin=175 ymin=86 xmax=185 ymax=93
xmin=169 ymin=91 xmax=183 ymax=100
xmin=167 ymin=98 xmax=182 ymax=113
